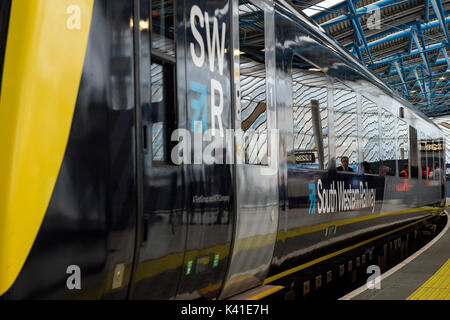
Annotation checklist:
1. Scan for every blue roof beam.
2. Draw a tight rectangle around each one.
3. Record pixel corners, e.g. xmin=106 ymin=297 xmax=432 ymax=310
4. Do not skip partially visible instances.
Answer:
xmin=320 ymin=0 xmax=417 ymax=29
xmin=442 ymin=48 xmax=450 ymax=71
xmin=411 ymin=23 xmax=432 ymax=75
xmin=349 ymin=16 xmax=450 ymax=50
xmin=309 ymin=0 xmax=355 ymax=21
xmin=429 ymin=0 xmax=450 ymax=43
xmin=413 ymin=68 xmax=428 ymax=98
xmin=350 ymin=44 xmax=365 ymax=62
xmin=370 ymin=42 xmax=448 ymax=68
xmin=364 ymin=10 xmax=450 ymax=42
xmin=382 ymin=69 xmax=449 ymax=80
xmin=425 ymin=0 xmax=430 ymax=23
xmin=394 ymin=59 xmax=408 ymax=95
xmin=346 ymin=0 xmax=374 ymax=64
xmin=407 ymin=93 xmax=448 ymax=97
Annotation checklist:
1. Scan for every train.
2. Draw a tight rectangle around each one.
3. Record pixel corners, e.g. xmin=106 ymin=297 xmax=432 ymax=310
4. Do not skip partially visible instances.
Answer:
xmin=0 ymin=0 xmax=445 ymax=300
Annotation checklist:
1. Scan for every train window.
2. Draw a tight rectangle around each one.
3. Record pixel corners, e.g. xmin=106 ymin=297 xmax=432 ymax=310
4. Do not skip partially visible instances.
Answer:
xmin=151 ymin=0 xmax=175 ymax=59
xmin=290 ymin=56 xmax=329 ymax=170
xmin=239 ymin=1 xmax=268 ymax=165
xmin=398 ymin=118 xmax=409 ymax=178
xmin=149 ymin=59 xmax=177 ymax=163
xmin=361 ymin=97 xmax=380 ymax=175
xmin=334 ymin=84 xmax=358 ymax=173
xmin=438 ymin=138 xmax=445 ymax=182
xmin=380 ymin=108 xmax=397 ymax=176
xmin=423 ymin=134 xmax=442 ymax=181
xmin=427 ymin=136 xmax=434 ymax=180
xmin=147 ymin=0 xmax=177 ymax=164
xmin=419 ymin=131 xmax=429 ymax=179
xmin=429 ymin=137 xmax=439 ymax=181
xmin=430 ymin=140 xmax=439 ymax=180
xmin=409 ymin=126 xmax=419 ymax=178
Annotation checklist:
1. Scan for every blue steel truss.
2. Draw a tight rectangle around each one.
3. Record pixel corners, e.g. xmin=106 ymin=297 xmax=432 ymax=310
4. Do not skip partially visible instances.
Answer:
xmin=306 ymin=0 xmax=450 ymax=116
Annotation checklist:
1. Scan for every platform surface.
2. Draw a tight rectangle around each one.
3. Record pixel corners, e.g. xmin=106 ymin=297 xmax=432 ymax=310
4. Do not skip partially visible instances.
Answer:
xmin=343 ymin=208 xmax=450 ymax=300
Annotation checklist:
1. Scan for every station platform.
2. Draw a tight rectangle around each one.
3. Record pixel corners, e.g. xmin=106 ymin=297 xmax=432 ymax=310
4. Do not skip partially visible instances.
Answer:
xmin=340 ymin=207 xmax=450 ymax=300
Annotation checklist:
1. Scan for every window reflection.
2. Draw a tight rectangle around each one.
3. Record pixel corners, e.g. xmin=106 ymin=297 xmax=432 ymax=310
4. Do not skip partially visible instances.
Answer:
xmin=409 ymin=126 xmax=419 ymax=178
xmin=361 ymin=97 xmax=379 ymax=175
xmin=381 ymin=108 xmax=396 ymax=176
xmin=334 ymin=86 xmax=357 ymax=172
xmin=239 ymin=1 xmax=268 ymax=165
xmin=291 ymin=64 xmax=329 ymax=170
xmin=151 ymin=0 xmax=175 ymax=57
xmin=398 ymin=118 xmax=409 ymax=178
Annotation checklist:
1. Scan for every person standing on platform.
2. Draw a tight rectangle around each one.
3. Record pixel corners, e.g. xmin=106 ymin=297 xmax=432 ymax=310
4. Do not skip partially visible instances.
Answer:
xmin=430 ymin=162 xmax=444 ymax=181
xmin=337 ymin=156 xmax=354 ymax=172
xmin=400 ymin=165 xmax=408 ymax=178
xmin=430 ymin=162 xmax=445 ymax=200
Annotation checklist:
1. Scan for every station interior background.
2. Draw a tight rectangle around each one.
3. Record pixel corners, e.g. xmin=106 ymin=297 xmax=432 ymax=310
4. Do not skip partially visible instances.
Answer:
xmin=297 ymin=0 xmax=449 ymax=191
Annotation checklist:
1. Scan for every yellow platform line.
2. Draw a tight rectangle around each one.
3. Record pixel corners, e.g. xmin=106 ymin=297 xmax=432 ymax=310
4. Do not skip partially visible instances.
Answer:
xmin=407 ymin=259 xmax=450 ymax=300
xmin=248 ymin=286 xmax=284 ymax=300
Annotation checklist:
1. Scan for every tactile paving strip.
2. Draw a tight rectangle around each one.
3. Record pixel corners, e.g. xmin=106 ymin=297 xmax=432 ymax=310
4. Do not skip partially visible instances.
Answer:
xmin=407 ymin=259 xmax=450 ymax=300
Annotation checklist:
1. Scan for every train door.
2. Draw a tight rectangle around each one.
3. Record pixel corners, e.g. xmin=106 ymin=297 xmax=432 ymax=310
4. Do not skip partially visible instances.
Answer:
xmin=174 ymin=0 xmax=235 ymax=300
xmin=130 ymin=0 xmax=236 ymax=299
xmin=130 ymin=0 xmax=187 ymax=300
xmin=218 ymin=0 xmax=280 ymax=299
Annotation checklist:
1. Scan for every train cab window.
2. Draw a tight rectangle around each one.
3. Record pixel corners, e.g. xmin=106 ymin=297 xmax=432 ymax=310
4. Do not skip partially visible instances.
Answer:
xmin=361 ymin=97 xmax=380 ymax=175
xmin=290 ymin=56 xmax=329 ymax=170
xmin=409 ymin=126 xmax=419 ymax=178
xmin=380 ymin=108 xmax=397 ymax=176
xmin=148 ymin=0 xmax=177 ymax=164
xmin=398 ymin=118 xmax=409 ymax=178
xmin=334 ymin=83 xmax=358 ymax=173
xmin=239 ymin=1 xmax=268 ymax=165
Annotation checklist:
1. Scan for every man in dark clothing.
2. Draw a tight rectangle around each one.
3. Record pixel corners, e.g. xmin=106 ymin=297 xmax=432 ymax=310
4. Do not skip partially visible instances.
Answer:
xmin=337 ymin=156 xmax=354 ymax=172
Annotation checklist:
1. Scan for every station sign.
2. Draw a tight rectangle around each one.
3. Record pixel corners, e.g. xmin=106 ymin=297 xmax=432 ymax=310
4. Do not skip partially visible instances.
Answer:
xmin=295 ymin=152 xmax=316 ymax=164
xmin=420 ymin=142 xmax=444 ymax=152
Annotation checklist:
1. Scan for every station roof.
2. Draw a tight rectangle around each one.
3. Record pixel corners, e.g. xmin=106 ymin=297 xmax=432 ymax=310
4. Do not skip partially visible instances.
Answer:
xmin=293 ymin=0 xmax=450 ymax=117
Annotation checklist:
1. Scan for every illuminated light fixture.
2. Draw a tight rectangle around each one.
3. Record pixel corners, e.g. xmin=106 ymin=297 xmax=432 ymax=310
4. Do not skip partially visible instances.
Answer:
xmin=139 ymin=20 xmax=150 ymax=30
xmin=233 ymin=49 xmax=245 ymax=56
xmin=129 ymin=18 xmax=150 ymax=30
xmin=429 ymin=117 xmax=434 ymax=120
xmin=440 ymin=77 xmax=446 ymax=81
xmin=411 ymin=90 xmax=417 ymax=94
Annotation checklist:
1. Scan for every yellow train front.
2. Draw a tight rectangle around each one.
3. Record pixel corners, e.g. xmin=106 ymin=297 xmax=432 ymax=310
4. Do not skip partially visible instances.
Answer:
xmin=0 ymin=0 xmax=445 ymax=300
